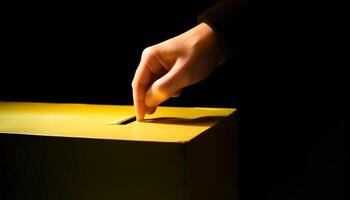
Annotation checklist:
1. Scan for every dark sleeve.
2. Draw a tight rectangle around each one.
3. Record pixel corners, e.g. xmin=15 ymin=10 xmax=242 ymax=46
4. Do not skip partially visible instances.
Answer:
xmin=198 ymin=0 xmax=248 ymax=53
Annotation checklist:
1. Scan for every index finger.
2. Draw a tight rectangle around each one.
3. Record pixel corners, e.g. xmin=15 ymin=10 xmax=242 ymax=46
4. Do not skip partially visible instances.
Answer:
xmin=132 ymin=60 xmax=153 ymax=121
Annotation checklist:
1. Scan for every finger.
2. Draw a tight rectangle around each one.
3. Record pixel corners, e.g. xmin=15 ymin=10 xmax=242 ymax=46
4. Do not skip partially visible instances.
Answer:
xmin=146 ymin=106 xmax=157 ymax=115
xmin=144 ymin=60 xmax=189 ymax=108
xmin=132 ymin=54 xmax=155 ymax=121
xmin=132 ymin=47 xmax=165 ymax=121
xmin=132 ymin=83 xmax=149 ymax=121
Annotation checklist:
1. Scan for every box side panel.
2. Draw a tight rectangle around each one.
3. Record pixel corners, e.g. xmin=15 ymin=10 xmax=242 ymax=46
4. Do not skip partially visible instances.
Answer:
xmin=0 ymin=134 xmax=187 ymax=200
xmin=187 ymin=113 xmax=238 ymax=200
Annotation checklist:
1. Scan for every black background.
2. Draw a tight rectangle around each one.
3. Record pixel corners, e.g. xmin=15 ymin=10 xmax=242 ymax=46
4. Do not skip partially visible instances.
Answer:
xmin=1 ymin=1 xmax=346 ymax=199
xmin=1 ymin=0 xmax=240 ymax=107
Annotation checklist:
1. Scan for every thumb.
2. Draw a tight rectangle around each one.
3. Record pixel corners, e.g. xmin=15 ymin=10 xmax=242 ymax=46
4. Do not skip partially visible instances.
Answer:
xmin=144 ymin=60 xmax=188 ymax=107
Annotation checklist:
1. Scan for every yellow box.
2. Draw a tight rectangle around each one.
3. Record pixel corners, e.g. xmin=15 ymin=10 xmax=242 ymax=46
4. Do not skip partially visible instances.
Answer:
xmin=0 ymin=102 xmax=237 ymax=200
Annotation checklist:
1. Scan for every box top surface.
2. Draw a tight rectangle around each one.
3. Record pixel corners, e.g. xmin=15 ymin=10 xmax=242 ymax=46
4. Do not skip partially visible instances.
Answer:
xmin=0 ymin=102 xmax=235 ymax=143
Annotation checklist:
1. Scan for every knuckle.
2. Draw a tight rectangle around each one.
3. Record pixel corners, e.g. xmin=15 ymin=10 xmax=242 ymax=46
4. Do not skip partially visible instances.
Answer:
xmin=141 ymin=46 xmax=157 ymax=58
xmin=131 ymin=79 xmax=140 ymax=90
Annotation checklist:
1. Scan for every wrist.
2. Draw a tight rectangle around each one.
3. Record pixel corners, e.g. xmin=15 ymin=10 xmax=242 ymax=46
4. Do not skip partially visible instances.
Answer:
xmin=192 ymin=23 xmax=229 ymax=65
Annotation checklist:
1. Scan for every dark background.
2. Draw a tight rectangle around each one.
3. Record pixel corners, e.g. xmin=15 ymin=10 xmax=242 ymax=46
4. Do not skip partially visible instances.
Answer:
xmin=1 ymin=0 xmax=240 ymax=108
xmin=1 ymin=1 xmax=346 ymax=199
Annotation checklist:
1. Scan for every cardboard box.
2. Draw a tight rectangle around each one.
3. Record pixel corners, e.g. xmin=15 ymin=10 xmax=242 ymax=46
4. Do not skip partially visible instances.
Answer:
xmin=0 ymin=102 xmax=237 ymax=200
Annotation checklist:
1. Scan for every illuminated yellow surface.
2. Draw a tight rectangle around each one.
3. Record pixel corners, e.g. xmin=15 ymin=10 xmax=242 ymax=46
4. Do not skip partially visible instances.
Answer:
xmin=0 ymin=102 xmax=235 ymax=143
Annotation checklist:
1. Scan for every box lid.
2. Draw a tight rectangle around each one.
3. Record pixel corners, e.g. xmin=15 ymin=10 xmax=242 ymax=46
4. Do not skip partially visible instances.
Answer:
xmin=0 ymin=102 xmax=235 ymax=143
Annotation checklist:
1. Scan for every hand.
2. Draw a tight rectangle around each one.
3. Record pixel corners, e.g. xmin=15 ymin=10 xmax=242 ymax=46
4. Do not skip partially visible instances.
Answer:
xmin=132 ymin=23 xmax=228 ymax=121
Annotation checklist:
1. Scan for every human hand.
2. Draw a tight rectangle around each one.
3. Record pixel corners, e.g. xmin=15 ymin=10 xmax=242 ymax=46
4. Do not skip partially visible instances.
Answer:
xmin=132 ymin=23 xmax=228 ymax=121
